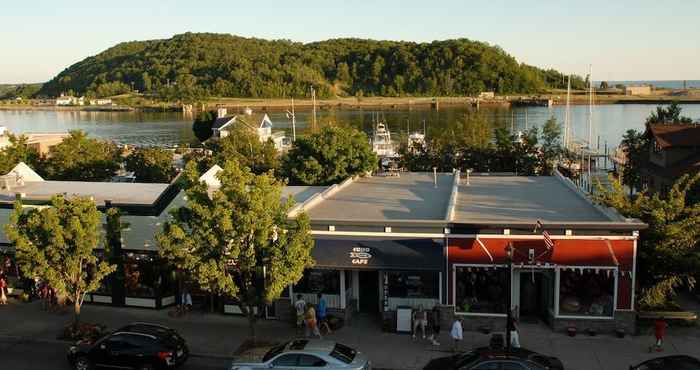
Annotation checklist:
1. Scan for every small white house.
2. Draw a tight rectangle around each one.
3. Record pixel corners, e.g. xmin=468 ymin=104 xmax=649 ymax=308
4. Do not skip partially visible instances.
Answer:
xmin=55 ymin=95 xmax=85 ymax=106
xmin=211 ymin=108 xmax=290 ymax=151
xmin=89 ymin=98 xmax=113 ymax=106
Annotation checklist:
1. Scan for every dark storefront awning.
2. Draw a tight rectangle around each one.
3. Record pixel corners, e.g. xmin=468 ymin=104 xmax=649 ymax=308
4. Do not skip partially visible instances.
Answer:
xmin=312 ymin=237 xmax=444 ymax=271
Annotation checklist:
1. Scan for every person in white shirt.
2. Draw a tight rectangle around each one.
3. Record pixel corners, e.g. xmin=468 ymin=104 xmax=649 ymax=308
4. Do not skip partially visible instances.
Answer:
xmin=412 ymin=305 xmax=428 ymax=340
xmin=451 ymin=317 xmax=464 ymax=352
xmin=294 ymin=294 xmax=306 ymax=330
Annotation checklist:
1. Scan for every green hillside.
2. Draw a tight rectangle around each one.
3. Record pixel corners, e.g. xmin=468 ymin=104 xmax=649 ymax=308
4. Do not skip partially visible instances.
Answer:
xmin=39 ymin=33 xmax=585 ymax=100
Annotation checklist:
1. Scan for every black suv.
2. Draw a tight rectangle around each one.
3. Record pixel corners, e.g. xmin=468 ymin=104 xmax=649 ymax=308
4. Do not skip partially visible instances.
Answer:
xmin=424 ymin=347 xmax=564 ymax=370
xmin=67 ymin=322 xmax=189 ymax=370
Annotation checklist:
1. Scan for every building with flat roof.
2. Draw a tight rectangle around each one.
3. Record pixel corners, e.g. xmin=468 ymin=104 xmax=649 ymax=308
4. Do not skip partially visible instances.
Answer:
xmin=0 ymin=166 xmax=645 ymax=333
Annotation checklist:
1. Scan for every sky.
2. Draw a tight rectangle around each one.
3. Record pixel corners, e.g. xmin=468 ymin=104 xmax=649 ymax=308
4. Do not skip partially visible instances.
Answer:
xmin=1 ymin=0 xmax=699 ymax=84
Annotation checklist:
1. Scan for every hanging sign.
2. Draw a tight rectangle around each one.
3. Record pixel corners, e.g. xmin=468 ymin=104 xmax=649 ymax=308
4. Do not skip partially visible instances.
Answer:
xmin=350 ymin=247 xmax=373 ymax=265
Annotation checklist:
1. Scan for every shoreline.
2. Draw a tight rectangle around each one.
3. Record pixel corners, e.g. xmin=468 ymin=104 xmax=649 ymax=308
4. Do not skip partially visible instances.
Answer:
xmin=2 ymin=94 xmax=700 ymax=113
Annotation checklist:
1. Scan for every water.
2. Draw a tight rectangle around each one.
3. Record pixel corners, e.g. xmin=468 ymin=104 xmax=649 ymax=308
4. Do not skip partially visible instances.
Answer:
xmin=1 ymin=104 xmax=700 ymax=150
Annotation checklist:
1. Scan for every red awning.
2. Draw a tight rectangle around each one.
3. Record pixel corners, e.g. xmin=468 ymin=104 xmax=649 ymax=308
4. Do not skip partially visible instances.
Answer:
xmin=449 ymin=238 xmax=627 ymax=268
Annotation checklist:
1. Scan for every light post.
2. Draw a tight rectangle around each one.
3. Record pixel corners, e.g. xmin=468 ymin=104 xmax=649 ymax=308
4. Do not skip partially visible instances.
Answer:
xmin=505 ymin=242 xmax=513 ymax=352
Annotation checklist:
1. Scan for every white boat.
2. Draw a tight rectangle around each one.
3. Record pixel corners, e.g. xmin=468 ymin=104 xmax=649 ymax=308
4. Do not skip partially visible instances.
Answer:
xmin=407 ymin=132 xmax=425 ymax=150
xmin=372 ymin=122 xmax=396 ymax=158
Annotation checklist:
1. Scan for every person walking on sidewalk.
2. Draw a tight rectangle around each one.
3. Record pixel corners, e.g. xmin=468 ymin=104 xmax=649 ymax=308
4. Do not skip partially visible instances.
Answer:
xmin=651 ymin=317 xmax=668 ymax=352
xmin=428 ymin=305 xmax=441 ymax=346
xmin=304 ymin=303 xmax=322 ymax=339
xmin=316 ymin=293 xmax=332 ymax=335
xmin=294 ymin=294 xmax=306 ymax=334
xmin=413 ymin=305 xmax=428 ymax=340
xmin=451 ymin=317 xmax=463 ymax=352
xmin=0 ymin=274 xmax=7 ymax=305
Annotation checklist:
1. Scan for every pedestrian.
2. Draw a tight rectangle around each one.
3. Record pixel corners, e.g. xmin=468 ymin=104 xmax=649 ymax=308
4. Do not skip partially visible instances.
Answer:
xmin=316 ymin=293 xmax=332 ymax=334
xmin=412 ymin=305 xmax=428 ymax=340
xmin=294 ymin=294 xmax=306 ymax=332
xmin=0 ymin=275 xmax=7 ymax=305
xmin=428 ymin=305 xmax=441 ymax=346
xmin=508 ymin=318 xmax=520 ymax=349
xmin=451 ymin=317 xmax=463 ymax=352
xmin=651 ymin=317 xmax=668 ymax=352
xmin=304 ymin=303 xmax=322 ymax=339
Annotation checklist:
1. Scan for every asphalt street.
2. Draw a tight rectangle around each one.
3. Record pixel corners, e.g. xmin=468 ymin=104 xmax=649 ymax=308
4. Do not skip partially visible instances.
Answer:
xmin=0 ymin=338 xmax=229 ymax=370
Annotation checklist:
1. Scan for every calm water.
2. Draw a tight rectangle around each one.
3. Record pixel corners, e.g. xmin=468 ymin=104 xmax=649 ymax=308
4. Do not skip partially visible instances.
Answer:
xmin=1 ymin=104 xmax=699 ymax=149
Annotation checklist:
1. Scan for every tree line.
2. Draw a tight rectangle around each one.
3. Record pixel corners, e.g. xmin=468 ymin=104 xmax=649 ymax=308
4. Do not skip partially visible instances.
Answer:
xmin=38 ymin=33 xmax=586 ymax=101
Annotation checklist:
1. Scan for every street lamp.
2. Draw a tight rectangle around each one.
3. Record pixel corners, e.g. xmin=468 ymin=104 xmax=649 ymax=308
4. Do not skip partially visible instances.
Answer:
xmin=505 ymin=242 xmax=514 ymax=352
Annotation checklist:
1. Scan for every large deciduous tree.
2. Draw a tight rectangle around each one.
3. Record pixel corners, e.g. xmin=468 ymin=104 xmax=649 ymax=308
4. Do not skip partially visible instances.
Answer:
xmin=594 ymin=173 xmax=700 ymax=310
xmin=192 ymin=110 xmax=216 ymax=143
xmin=0 ymin=134 xmax=42 ymax=174
xmin=42 ymin=130 xmax=121 ymax=181
xmin=5 ymin=196 xmax=116 ymax=325
xmin=208 ymin=128 xmax=279 ymax=175
xmin=125 ymin=147 xmax=176 ymax=183
xmin=157 ymin=160 xmax=314 ymax=338
xmin=282 ymin=126 xmax=377 ymax=185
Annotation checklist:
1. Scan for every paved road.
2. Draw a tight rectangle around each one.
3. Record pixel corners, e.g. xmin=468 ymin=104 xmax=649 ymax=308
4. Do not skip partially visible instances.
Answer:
xmin=0 ymin=338 xmax=229 ymax=370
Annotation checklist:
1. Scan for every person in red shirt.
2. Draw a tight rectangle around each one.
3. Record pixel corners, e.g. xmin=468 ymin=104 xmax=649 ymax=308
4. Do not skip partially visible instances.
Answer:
xmin=652 ymin=317 xmax=668 ymax=352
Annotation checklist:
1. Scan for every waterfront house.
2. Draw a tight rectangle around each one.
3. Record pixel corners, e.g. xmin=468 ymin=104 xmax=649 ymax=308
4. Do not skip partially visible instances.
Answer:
xmin=55 ymin=95 xmax=85 ymax=106
xmin=0 ymin=164 xmax=645 ymax=333
xmin=211 ymin=108 xmax=290 ymax=151
xmin=624 ymin=85 xmax=652 ymax=96
xmin=0 ymin=126 xmax=70 ymax=155
xmin=640 ymin=123 xmax=700 ymax=193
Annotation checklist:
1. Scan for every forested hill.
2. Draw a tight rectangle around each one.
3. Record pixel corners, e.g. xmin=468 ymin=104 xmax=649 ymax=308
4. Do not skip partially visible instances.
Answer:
xmin=38 ymin=33 xmax=585 ymax=100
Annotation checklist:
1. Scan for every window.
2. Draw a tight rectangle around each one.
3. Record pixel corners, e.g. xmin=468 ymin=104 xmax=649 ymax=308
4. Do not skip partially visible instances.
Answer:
xmin=329 ymin=343 xmax=357 ymax=364
xmin=387 ymin=271 xmax=439 ymax=299
xmin=124 ymin=253 xmax=158 ymax=298
xmin=471 ymin=361 xmax=499 ymax=370
xmin=559 ymin=269 xmax=615 ymax=317
xmin=272 ymin=354 xmax=299 ymax=367
xmin=501 ymin=362 xmax=528 ymax=370
xmin=107 ymin=335 xmax=127 ymax=349
xmin=294 ymin=270 xmax=340 ymax=294
xmin=297 ymin=354 xmax=327 ymax=367
xmin=263 ymin=344 xmax=286 ymax=362
xmin=455 ymin=266 xmax=508 ymax=314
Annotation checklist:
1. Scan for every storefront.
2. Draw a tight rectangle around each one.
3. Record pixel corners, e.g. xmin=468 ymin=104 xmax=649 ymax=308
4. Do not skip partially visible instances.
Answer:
xmin=287 ymin=236 xmax=445 ymax=326
xmin=447 ymin=236 xmax=635 ymax=330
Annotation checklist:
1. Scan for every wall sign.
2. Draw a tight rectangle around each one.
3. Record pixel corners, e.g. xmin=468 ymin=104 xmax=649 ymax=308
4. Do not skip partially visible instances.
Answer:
xmin=349 ymin=247 xmax=372 ymax=265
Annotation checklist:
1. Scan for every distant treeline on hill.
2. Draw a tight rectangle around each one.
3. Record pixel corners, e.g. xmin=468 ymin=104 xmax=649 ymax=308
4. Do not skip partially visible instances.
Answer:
xmin=38 ymin=33 xmax=586 ymax=100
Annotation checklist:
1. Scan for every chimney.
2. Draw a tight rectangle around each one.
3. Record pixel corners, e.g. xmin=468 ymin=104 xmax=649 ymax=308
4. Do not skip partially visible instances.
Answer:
xmin=217 ymin=107 xmax=227 ymax=118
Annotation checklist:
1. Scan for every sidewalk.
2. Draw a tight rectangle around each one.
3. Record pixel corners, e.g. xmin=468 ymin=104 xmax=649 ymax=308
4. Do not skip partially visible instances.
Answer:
xmin=2 ymin=299 xmax=700 ymax=370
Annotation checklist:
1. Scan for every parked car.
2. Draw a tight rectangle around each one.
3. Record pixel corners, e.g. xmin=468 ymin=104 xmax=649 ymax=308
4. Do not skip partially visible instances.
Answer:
xmin=230 ymin=339 xmax=370 ymax=370
xmin=423 ymin=347 xmax=564 ymax=370
xmin=630 ymin=355 xmax=700 ymax=370
xmin=67 ymin=322 xmax=188 ymax=370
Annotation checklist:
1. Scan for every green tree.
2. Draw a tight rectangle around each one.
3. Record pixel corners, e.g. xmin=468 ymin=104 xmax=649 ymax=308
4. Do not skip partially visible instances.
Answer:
xmin=599 ymin=81 xmax=609 ymax=89
xmin=282 ymin=126 xmax=378 ymax=185
xmin=157 ymin=160 xmax=314 ymax=338
xmin=594 ymin=174 xmax=700 ymax=309
xmin=540 ymin=116 xmax=562 ymax=175
xmin=125 ymin=147 xmax=176 ymax=183
xmin=207 ymin=128 xmax=279 ymax=175
xmin=646 ymin=101 xmax=693 ymax=124
xmin=42 ymin=130 xmax=121 ymax=181
xmin=619 ymin=129 xmax=647 ymax=193
xmin=0 ymin=134 xmax=42 ymax=174
xmin=5 ymin=196 xmax=116 ymax=325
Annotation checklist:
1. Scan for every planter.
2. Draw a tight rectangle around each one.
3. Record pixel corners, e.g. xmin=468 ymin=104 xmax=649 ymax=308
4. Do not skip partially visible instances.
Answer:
xmin=58 ymin=323 xmax=107 ymax=342
xmin=566 ymin=326 xmax=577 ymax=337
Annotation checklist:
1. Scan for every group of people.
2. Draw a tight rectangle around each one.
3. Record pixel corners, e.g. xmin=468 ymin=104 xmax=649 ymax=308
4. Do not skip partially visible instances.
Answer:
xmin=412 ymin=305 xmax=521 ymax=352
xmin=295 ymin=293 xmax=333 ymax=339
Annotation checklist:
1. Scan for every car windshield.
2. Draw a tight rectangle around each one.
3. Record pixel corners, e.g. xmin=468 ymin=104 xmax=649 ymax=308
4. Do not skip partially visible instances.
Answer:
xmin=262 ymin=344 xmax=287 ymax=363
xmin=330 ymin=343 xmax=357 ymax=364
xmin=455 ymin=352 xmax=480 ymax=367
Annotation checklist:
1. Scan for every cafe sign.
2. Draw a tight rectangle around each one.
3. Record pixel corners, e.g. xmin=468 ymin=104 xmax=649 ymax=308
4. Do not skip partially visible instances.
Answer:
xmin=349 ymin=247 xmax=372 ymax=265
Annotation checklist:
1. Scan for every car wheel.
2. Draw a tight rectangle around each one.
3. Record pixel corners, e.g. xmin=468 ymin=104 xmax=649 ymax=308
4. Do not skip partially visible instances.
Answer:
xmin=74 ymin=356 xmax=92 ymax=370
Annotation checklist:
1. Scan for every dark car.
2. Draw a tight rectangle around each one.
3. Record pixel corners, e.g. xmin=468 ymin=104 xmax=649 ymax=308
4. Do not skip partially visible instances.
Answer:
xmin=423 ymin=347 xmax=564 ymax=370
xmin=630 ymin=355 xmax=700 ymax=370
xmin=67 ymin=322 xmax=189 ymax=370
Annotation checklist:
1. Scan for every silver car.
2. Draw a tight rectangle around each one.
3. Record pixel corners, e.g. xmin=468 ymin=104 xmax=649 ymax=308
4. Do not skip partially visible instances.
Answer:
xmin=230 ymin=339 xmax=371 ymax=370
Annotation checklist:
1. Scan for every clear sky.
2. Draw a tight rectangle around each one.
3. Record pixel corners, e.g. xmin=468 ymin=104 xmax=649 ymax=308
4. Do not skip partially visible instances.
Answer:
xmin=1 ymin=0 xmax=698 ymax=84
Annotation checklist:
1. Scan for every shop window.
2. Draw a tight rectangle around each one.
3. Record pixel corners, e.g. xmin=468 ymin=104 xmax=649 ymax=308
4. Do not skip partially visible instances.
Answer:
xmin=455 ymin=266 xmax=508 ymax=314
xmin=386 ymin=271 xmax=438 ymax=299
xmin=294 ymin=269 xmax=340 ymax=294
xmin=558 ymin=269 xmax=615 ymax=317
xmin=124 ymin=253 xmax=158 ymax=298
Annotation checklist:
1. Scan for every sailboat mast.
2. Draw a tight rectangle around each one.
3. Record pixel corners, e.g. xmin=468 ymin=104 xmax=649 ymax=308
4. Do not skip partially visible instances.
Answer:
xmin=291 ymin=98 xmax=296 ymax=142
xmin=588 ymin=64 xmax=593 ymax=149
xmin=565 ymin=75 xmax=571 ymax=150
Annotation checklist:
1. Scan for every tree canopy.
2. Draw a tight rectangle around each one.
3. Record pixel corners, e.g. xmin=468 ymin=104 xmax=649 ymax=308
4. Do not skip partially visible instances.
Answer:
xmin=157 ymin=160 xmax=314 ymax=338
xmin=5 ymin=196 xmax=116 ymax=324
xmin=38 ymin=33 xmax=586 ymax=100
xmin=125 ymin=147 xmax=176 ymax=183
xmin=0 ymin=134 xmax=42 ymax=174
xmin=595 ymin=174 xmax=700 ymax=310
xmin=282 ymin=126 xmax=378 ymax=185
xmin=41 ymin=130 xmax=121 ymax=181
xmin=646 ymin=102 xmax=693 ymax=125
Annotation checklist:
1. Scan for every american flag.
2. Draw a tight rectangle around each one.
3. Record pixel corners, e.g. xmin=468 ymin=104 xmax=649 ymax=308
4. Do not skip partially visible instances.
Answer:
xmin=536 ymin=220 xmax=554 ymax=250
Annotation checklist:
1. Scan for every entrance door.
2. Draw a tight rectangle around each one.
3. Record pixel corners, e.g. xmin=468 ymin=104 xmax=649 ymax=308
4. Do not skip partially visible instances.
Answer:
xmin=358 ymin=271 xmax=379 ymax=313
xmin=518 ymin=270 xmax=554 ymax=323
